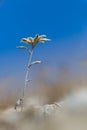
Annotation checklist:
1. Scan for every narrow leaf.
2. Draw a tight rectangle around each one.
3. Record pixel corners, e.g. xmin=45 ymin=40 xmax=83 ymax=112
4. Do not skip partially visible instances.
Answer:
xmin=39 ymin=35 xmax=47 ymax=38
xmin=26 ymin=79 xmax=32 ymax=82
xmin=40 ymin=38 xmax=51 ymax=41
xmin=16 ymin=46 xmax=31 ymax=54
xmin=28 ymin=61 xmax=41 ymax=68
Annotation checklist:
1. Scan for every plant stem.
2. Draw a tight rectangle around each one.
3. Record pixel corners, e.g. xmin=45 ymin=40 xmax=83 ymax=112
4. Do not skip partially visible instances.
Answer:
xmin=22 ymin=49 xmax=34 ymax=111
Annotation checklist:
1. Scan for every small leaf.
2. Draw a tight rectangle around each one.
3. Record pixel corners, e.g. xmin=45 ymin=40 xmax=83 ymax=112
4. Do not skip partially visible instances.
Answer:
xmin=17 ymin=46 xmax=31 ymax=54
xmin=40 ymin=38 xmax=51 ymax=41
xmin=17 ymin=46 xmax=27 ymax=49
xmin=28 ymin=61 xmax=41 ymax=68
xmin=21 ymin=38 xmax=33 ymax=45
xmin=26 ymin=79 xmax=32 ymax=82
xmin=40 ymin=35 xmax=47 ymax=37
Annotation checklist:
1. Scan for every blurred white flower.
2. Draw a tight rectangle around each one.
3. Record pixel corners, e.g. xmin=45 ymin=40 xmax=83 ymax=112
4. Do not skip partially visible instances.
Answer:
xmin=21 ymin=34 xmax=51 ymax=49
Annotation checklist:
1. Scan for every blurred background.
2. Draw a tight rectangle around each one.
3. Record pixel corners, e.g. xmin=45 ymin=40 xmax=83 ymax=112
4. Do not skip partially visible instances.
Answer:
xmin=0 ymin=0 xmax=87 ymax=108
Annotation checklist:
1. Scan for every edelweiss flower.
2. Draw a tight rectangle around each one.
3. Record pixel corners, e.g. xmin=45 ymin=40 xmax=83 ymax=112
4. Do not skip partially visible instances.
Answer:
xmin=21 ymin=34 xmax=51 ymax=49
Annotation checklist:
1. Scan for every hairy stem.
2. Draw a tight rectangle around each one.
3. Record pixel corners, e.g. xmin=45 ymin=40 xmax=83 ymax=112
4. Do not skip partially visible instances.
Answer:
xmin=22 ymin=49 xmax=34 ymax=111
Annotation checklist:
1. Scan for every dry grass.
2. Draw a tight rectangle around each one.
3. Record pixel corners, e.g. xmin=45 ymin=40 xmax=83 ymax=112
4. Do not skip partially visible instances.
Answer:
xmin=0 ymin=88 xmax=87 ymax=130
xmin=0 ymin=71 xmax=87 ymax=129
xmin=0 ymin=78 xmax=86 ymax=110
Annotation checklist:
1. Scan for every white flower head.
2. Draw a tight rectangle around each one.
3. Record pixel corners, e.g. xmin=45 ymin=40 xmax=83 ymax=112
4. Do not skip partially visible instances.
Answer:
xmin=21 ymin=34 xmax=51 ymax=49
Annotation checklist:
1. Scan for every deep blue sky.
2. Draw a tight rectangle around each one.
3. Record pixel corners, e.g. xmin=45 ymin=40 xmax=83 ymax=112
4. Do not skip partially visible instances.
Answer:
xmin=0 ymin=0 xmax=87 ymax=82
xmin=0 ymin=0 xmax=87 ymax=50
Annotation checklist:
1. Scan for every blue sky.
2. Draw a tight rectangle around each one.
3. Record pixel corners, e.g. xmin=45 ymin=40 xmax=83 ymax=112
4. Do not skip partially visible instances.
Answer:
xmin=0 ymin=0 xmax=87 ymax=83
